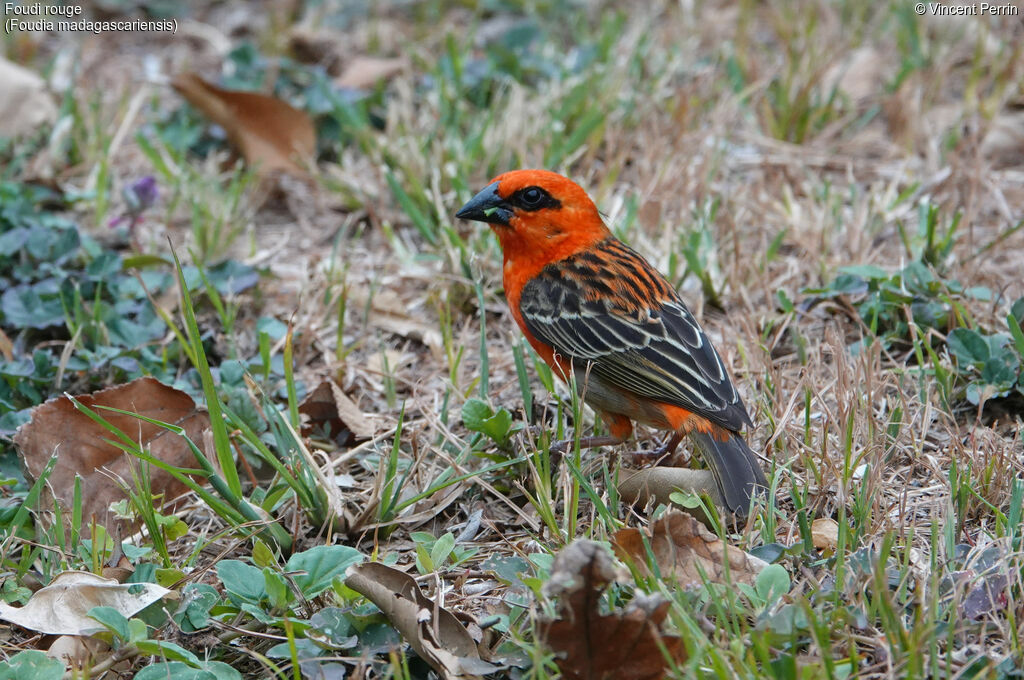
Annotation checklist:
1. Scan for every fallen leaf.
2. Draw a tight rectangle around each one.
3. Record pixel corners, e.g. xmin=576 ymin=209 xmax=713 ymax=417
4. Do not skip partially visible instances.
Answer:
xmin=539 ymin=540 xmax=686 ymax=680
xmin=288 ymin=28 xmax=343 ymax=72
xmin=0 ymin=570 xmax=173 ymax=635
xmin=171 ymin=72 xmax=316 ymax=176
xmin=336 ymin=56 xmax=407 ymax=90
xmin=299 ymin=378 xmax=375 ymax=444
xmin=612 ymin=510 xmax=768 ymax=587
xmin=822 ymin=47 xmax=885 ymax=103
xmin=367 ymin=348 xmax=408 ymax=375
xmin=617 ymin=467 xmax=722 ymax=510
xmin=46 ymin=635 xmax=109 ymax=670
xmin=0 ymin=58 xmax=57 ymax=139
xmin=0 ymin=327 xmax=13 ymax=361
xmin=345 ymin=562 xmax=500 ymax=679
xmin=811 ymin=517 xmax=840 ymax=554
xmin=13 ymin=377 xmax=211 ymax=532
xmin=962 ymin=572 xmax=1009 ymax=620
xmin=348 ymin=287 xmax=443 ymax=356
xmin=980 ymin=111 xmax=1024 ymax=168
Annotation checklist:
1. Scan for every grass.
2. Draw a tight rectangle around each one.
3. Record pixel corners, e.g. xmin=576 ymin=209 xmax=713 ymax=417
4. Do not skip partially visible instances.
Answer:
xmin=1 ymin=0 xmax=1023 ymax=678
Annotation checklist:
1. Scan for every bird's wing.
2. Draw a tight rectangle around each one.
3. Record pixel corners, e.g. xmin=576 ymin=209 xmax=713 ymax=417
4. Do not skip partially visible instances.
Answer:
xmin=518 ymin=241 xmax=752 ymax=432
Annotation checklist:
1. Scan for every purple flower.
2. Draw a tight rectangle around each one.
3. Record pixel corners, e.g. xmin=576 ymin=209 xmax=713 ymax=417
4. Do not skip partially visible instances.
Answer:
xmin=109 ymin=175 xmax=159 ymax=230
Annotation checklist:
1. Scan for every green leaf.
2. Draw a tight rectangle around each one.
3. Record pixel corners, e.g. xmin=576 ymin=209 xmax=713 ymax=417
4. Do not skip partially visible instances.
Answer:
xmin=414 ymin=540 xmax=434 ymax=574
xmin=947 ymin=328 xmax=989 ymax=365
xmin=461 ymin=398 xmax=493 ymax=431
xmin=198 ymin=663 xmax=242 ymax=680
xmin=309 ymin=607 xmax=358 ymax=648
xmin=216 ymin=560 xmax=266 ymax=605
xmin=127 ymin=617 xmax=148 ymax=643
xmin=461 ymin=398 xmax=515 ymax=445
xmin=155 ymin=514 xmax=189 ymax=541
xmin=251 ymin=538 xmax=277 ymax=568
xmin=134 ymin=640 xmax=201 ymax=666
xmin=981 ymin=353 xmax=1017 ymax=388
xmin=838 ymin=264 xmax=888 ymax=280
xmin=776 ymin=289 xmax=794 ymax=314
xmin=754 ymin=563 xmax=790 ymax=605
xmin=763 ymin=603 xmax=809 ymax=635
xmin=122 ymin=253 xmax=174 ymax=268
xmin=266 ymin=637 xmax=314 ymax=659
xmin=172 ymin=584 xmax=220 ymax=632
xmin=204 ymin=259 xmax=259 ymax=296
xmin=430 ymin=532 xmax=456 ymax=569
xmin=197 ymin=662 xmax=242 ymax=680
xmin=263 ymin=568 xmax=292 ymax=610
xmin=155 ymin=568 xmax=186 ymax=588
xmin=240 ymin=602 xmax=276 ymax=625
xmin=1 ymin=286 xmax=66 ymax=329
xmin=481 ymin=554 xmax=531 ymax=584
xmin=133 ymin=662 xmax=218 ymax=680
xmin=482 ymin=408 xmax=514 ymax=443
xmin=1011 ymin=297 xmax=1024 ymax=326
xmin=0 ymin=650 xmax=65 ymax=680
xmin=748 ymin=543 xmax=788 ymax=564
xmin=286 ymin=545 xmax=364 ymax=598
xmin=88 ymin=606 xmax=130 ymax=640
xmin=1007 ymin=311 xmax=1024 ymax=360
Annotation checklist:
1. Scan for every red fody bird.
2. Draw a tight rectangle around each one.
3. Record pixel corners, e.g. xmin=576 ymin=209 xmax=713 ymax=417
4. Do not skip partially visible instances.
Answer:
xmin=456 ymin=170 xmax=768 ymax=514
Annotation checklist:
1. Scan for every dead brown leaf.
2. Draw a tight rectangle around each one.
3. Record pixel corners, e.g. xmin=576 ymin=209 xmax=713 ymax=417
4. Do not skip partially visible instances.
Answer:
xmin=336 ymin=56 xmax=408 ymax=90
xmin=981 ymin=111 xmax=1024 ymax=168
xmin=811 ymin=517 xmax=840 ymax=554
xmin=617 ymin=467 xmax=722 ymax=509
xmin=47 ymin=635 xmax=109 ymax=671
xmin=822 ymin=47 xmax=885 ymax=103
xmin=612 ymin=510 xmax=767 ymax=587
xmin=0 ymin=57 xmax=57 ymax=139
xmin=171 ymin=72 xmax=316 ymax=176
xmin=13 ymin=377 xmax=210 ymax=532
xmin=0 ymin=570 xmax=173 ymax=635
xmin=539 ymin=540 xmax=686 ymax=680
xmin=345 ymin=562 xmax=500 ymax=679
xmin=0 ymin=327 xmax=12 ymax=361
xmin=299 ymin=378 xmax=375 ymax=445
xmin=288 ymin=28 xmax=343 ymax=73
xmin=349 ymin=287 xmax=443 ymax=356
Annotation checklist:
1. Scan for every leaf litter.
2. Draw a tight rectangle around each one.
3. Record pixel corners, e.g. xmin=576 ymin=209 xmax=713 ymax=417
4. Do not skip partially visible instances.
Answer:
xmin=540 ymin=540 xmax=687 ymax=680
xmin=345 ymin=562 xmax=501 ymax=679
xmin=0 ymin=570 xmax=172 ymax=636
xmin=13 ymin=377 xmax=210 ymax=533
xmin=612 ymin=510 xmax=769 ymax=588
xmin=171 ymin=72 xmax=316 ymax=177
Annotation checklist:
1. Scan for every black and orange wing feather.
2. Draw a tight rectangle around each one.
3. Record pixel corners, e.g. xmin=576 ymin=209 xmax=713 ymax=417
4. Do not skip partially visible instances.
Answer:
xmin=518 ymin=238 xmax=752 ymax=433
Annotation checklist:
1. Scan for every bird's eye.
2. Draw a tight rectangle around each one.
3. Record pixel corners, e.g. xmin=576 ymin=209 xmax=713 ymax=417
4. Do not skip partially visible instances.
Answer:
xmin=521 ymin=187 xmax=544 ymax=207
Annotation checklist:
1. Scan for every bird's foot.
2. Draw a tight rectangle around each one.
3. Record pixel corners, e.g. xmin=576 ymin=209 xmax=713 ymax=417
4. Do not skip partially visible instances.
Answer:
xmin=629 ymin=444 xmax=677 ymax=467
xmin=627 ymin=431 xmax=686 ymax=467
xmin=549 ymin=435 xmax=624 ymax=455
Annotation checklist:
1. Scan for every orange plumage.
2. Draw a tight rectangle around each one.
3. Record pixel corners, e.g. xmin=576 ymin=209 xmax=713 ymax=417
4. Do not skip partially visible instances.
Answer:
xmin=456 ymin=170 xmax=767 ymax=514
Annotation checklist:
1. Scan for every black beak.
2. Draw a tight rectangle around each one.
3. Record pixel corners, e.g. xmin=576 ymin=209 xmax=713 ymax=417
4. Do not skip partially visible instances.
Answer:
xmin=455 ymin=182 xmax=512 ymax=226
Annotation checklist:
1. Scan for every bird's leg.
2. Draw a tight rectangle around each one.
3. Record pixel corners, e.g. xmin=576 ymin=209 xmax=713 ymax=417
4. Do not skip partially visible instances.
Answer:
xmin=549 ymin=435 xmax=625 ymax=455
xmin=547 ymin=411 xmax=632 ymax=464
xmin=630 ymin=430 xmax=686 ymax=467
xmin=546 ymin=435 xmax=624 ymax=470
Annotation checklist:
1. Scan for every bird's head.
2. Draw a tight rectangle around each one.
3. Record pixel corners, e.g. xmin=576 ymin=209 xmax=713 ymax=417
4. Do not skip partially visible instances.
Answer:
xmin=456 ymin=170 xmax=610 ymax=260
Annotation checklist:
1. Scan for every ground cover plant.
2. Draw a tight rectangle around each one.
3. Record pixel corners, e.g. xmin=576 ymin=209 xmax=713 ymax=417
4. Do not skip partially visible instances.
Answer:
xmin=0 ymin=1 xmax=1022 ymax=678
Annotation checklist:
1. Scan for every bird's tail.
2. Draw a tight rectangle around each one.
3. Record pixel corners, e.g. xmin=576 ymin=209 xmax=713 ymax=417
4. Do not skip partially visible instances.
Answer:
xmin=690 ymin=430 xmax=768 ymax=515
